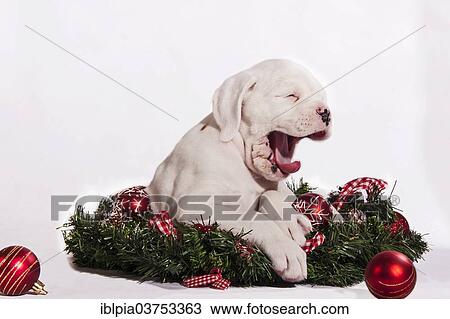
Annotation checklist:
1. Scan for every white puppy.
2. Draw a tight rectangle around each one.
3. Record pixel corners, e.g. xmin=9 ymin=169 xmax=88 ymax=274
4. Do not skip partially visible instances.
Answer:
xmin=149 ymin=59 xmax=331 ymax=282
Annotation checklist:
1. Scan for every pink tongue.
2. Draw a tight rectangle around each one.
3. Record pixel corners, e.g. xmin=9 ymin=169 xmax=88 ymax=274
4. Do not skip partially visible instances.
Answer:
xmin=272 ymin=132 xmax=301 ymax=174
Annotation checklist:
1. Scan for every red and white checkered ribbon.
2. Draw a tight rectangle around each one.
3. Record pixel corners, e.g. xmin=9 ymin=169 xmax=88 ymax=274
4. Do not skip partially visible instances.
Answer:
xmin=301 ymin=232 xmax=325 ymax=254
xmin=182 ymin=268 xmax=231 ymax=290
xmin=148 ymin=211 xmax=177 ymax=236
xmin=332 ymin=177 xmax=388 ymax=211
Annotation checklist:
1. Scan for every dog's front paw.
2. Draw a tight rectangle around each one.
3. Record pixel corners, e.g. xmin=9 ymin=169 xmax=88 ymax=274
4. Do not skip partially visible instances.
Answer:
xmin=260 ymin=236 xmax=307 ymax=282
xmin=274 ymin=214 xmax=312 ymax=246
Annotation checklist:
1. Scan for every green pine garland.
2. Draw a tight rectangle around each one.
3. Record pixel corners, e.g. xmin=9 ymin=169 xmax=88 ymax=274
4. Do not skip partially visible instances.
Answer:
xmin=62 ymin=179 xmax=429 ymax=287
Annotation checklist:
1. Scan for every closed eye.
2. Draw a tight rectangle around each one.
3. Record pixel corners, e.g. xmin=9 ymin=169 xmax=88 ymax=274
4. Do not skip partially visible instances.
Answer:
xmin=285 ymin=93 xmax=300 ymax=102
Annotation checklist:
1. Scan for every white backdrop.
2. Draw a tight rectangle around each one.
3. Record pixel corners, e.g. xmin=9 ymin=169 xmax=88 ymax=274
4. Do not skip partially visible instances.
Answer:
xmin=1 ymin=0 xmax=449 ymax=298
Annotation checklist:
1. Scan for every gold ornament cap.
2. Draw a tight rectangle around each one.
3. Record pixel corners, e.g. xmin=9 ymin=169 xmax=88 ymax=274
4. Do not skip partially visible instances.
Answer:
xmin=31 ymin=280 xmax=48 ymax=295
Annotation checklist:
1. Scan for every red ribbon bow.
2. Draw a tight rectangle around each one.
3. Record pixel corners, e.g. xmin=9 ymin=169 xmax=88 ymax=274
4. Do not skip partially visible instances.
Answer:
xmin=182 ymin=268 xmax=231 ymax=290
xmin=333 ymin=177 xmax=388 ymax=211
xmin=148 ymin=211 xmax=177 ymax=236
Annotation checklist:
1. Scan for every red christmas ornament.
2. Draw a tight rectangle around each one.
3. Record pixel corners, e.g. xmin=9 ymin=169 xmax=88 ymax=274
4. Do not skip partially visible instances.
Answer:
xmin=0 ymin=246 xmax=47 ymax=296
xmin=115 ymin=186 xmax=150 ymax=215
xmin=292 ymin=193 xmax=333 ymax=227
xmin=365 ymin=250 xmax=416 ymax=299
xmin=390 ymin=212 xmax=410 ymax=235
xmin=109 ymin=186 xmax=151 ymax=223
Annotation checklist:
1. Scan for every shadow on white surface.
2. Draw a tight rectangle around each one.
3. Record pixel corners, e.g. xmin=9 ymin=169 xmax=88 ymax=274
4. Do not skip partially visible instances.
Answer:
xmin=42 ymin=248 xmax=449 ymax=299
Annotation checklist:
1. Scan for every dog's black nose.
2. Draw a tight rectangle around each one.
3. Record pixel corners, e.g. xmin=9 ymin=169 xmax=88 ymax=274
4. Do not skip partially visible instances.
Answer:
xmin=316 ymin=107 xmax=331 ymax=126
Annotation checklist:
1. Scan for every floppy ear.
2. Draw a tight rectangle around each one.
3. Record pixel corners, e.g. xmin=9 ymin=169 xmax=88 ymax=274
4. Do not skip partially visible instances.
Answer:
xmin=213 ymin=72 xmax=256 ymax=142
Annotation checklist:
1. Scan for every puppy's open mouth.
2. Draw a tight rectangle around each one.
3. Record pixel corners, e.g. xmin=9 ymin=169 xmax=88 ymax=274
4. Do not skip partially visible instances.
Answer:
xmin=267 ymin=131 xmax=327 ymax=175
